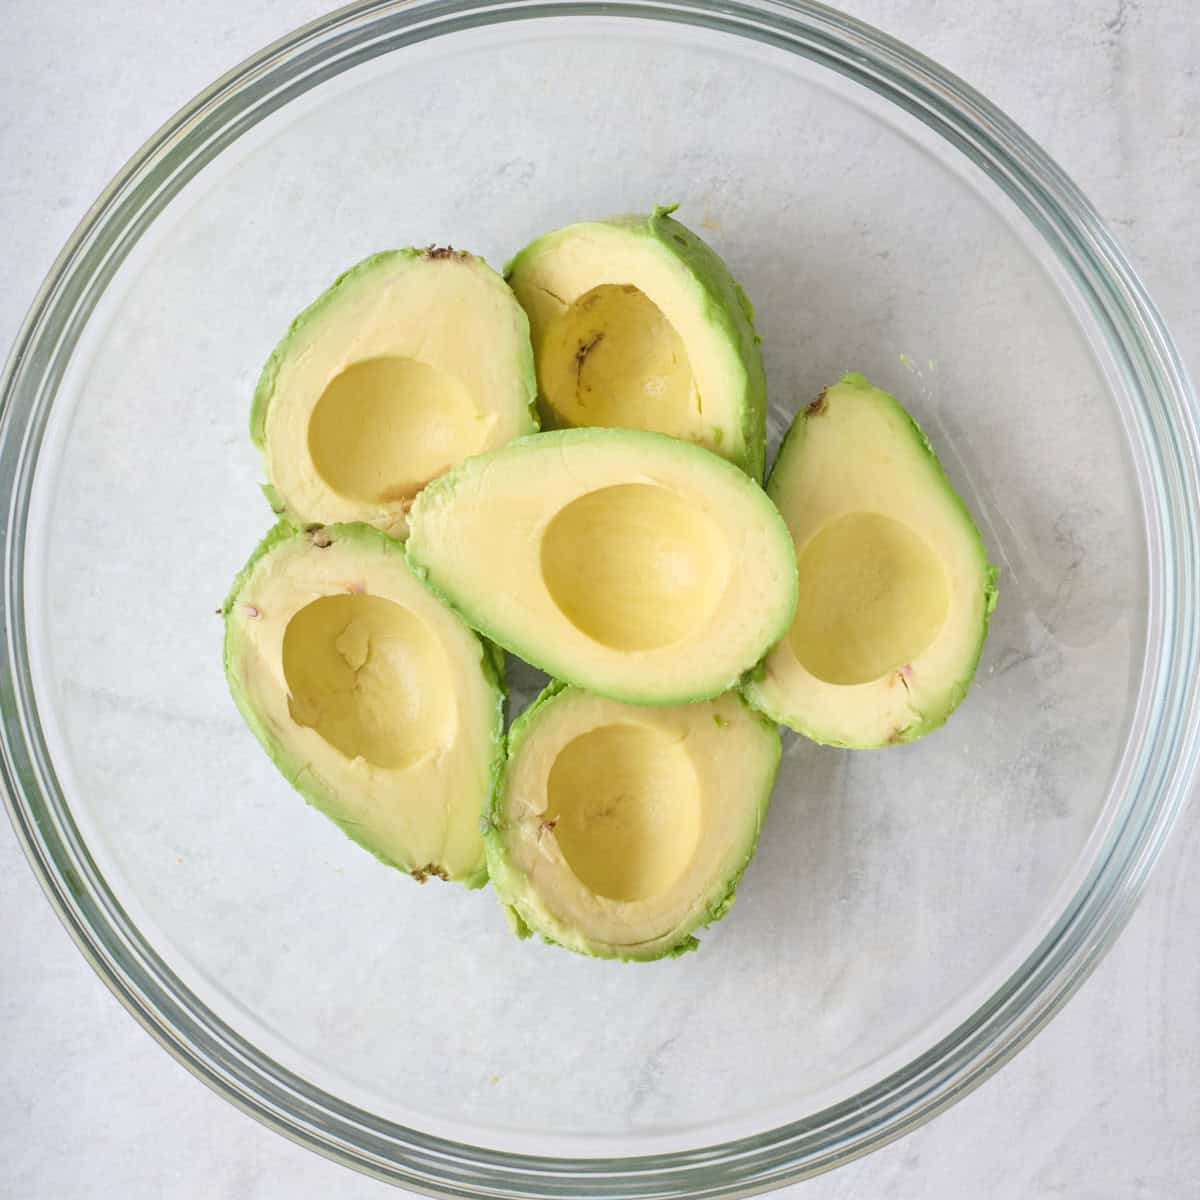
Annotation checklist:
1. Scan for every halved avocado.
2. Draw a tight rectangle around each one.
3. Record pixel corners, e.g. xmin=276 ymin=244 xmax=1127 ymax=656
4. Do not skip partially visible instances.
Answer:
xmin=744 ymin=374 xmax=998 ymax=747
xmin=406 ymin=428 xmax=798 ymax=706
xmin=252 ymin=248 xmax=537 ymax=537
xmin=222 ymin=522 xmax=503 ymax=885
xmin=486 ymin=682 xmax=780 ymax=960
xmin=505 ymin=206 xmax=767 ymax=478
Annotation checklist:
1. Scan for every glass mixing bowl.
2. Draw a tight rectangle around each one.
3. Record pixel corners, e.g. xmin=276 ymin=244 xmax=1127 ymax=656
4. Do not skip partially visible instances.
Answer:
xmin=2 ymin=0 xmax=1198 ymax=1194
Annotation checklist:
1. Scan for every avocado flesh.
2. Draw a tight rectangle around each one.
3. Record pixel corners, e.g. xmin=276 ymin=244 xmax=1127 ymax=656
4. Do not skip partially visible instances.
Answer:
xmin=744 ymin=374 xmax=998 ymax=747
xmin=406 ymin=427 xmax=799 ymax=706
xmin=486 ymin=683 xmax=781 ymax=960
xmin=252 ymin=249 xmax=537 ymax=538
xmin=506 ymin=206 xmax=767 ymax=479
xmin=223 ymin=522 xmax=503 ymax=884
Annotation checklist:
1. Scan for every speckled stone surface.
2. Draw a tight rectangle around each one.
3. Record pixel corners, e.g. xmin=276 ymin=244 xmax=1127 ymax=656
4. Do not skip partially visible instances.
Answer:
xmin=1 ymin=2 xmax=1197 ymax=1196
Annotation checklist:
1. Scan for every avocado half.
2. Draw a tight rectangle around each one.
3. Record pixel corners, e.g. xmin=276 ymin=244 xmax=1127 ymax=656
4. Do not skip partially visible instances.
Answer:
xmin=406 ymin=427 xmax=798 ymax=706
xmin=486 ymin=682 xmax=781 ymax=960
xmin=506 ymin=206 xmax=767 ymax=479
xmin=223 ymin=521 xmax=504 ymax=885
xmin=744 ymin=374 xmax=998 ymax=747
xmin=252 ymin=248 xmax=538 ymax=538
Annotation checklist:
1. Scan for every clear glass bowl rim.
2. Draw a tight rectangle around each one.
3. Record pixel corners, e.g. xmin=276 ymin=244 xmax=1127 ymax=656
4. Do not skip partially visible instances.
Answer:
xmin=2 ymin=0 xmax=1198 ymax=1195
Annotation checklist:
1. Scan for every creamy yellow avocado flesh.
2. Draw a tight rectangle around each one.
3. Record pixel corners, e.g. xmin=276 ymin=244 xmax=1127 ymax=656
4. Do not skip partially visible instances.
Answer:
xmin=224 ymin=523 xmax=502 ymax=883
xmin=252 ymin=249 xmax=537 ymax=537
xmin=506 ymin=209 xmax=766 ymax=478
xmin=486 ymin=684 xmax=780 ymax=960
xmin=406 ymin=428 xmax=799 ymax=706
xmin=745 ymin=374 xmax=997 ymax=747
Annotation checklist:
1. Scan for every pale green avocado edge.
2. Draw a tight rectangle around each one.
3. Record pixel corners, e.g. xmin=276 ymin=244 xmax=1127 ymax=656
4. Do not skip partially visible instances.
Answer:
xmin=742 ymin=372 xmax=1000 ymax=748
xmin=248 ymin=248 xmax=540 ymax=527
xmin=222 ymin=520 xmax=505 ymax=888
xmin=483 ymin=680 xmax=782 ymax=962
xmin=504 ymin=204 xmax=768 ymax=481
xmin=405 ymin=426 xmax=799 ymax=707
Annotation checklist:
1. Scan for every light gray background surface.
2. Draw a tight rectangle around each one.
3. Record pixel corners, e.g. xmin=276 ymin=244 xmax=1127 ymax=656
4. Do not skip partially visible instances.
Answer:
xmin=1 ymin=2 xmax=1197 ymax=1197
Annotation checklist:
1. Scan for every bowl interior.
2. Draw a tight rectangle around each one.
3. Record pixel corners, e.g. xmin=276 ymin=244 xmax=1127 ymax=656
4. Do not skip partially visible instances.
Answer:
xmin=22 ymin=14 xmax=1145 ymax=1156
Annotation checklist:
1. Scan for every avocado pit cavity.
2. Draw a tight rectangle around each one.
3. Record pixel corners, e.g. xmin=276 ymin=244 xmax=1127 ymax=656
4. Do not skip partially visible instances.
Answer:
xmin=538 ymin=285 xmax=699 ymax=436
xmin=282 ymin=592 xmax=456 ymax=768
xmin=544 ymin=723 xmax=701 ymax=902
xmin=789 ymin=511 xmax=948 ymax=686
xmin=307 ymin=356 xmax=483 ymax=506
xmin=539 ymin=483 xmax=729 ymax=652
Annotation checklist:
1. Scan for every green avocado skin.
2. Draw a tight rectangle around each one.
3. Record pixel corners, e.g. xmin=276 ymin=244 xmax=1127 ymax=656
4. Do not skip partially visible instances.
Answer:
xmin=222 ymin=521 xmax=504 ymax=888
xmin=743 ymin=372 xmax=1000 ymax=748
xmin=505 ymin=204 xmax=768 ymax=481
xmin=249 ymin=249 xmax=539 ymax=527
xmin=483 ymin=682 xmax=782 ymax=961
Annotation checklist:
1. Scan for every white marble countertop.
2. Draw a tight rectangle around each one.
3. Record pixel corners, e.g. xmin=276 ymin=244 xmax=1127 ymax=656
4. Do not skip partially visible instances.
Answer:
xmin=2 ymin=2 xmax=1198 ymax=1196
